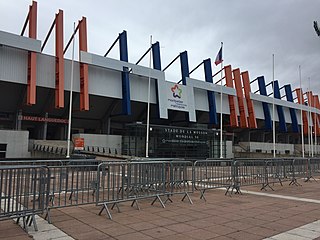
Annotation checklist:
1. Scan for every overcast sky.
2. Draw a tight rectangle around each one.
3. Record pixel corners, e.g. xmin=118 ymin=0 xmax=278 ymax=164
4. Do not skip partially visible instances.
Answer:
xmin=1 ymin=0 xmax=320 ymax=95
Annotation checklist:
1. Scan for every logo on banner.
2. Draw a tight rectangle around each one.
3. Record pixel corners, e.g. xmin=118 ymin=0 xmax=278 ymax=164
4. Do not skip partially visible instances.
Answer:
xmin=171 ymin=84 xmax=182 ymax=98
xmin=168 ymin=83 xmax=187 ymax=110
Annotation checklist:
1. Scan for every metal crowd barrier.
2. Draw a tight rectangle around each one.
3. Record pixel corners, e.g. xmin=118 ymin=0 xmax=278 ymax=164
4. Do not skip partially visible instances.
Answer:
xmin=45 ymin=163 xmax=100 ymax=223
xmin=2 ymin=157 xmax=320 ymax=225
xmin=193 ymin=159 xmax=233 ymax=200
xmin=0 ymin=165 xmax=50 ymax=231
xmin=309 ymin=158 xmax=320 ymax=180
xmin=96 ymin=161 xmax=193 ymax=219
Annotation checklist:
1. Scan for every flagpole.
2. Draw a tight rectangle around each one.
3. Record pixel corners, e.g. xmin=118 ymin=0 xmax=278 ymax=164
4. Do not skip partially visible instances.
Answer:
xmin=309 ymin=77 xmax=313 ymax=157
xmin=220 ymin=42 xmax=223 ymax=158
xmin=299 ymin=65 xmax=305 ymax=158
xmin=145 ymin=35 xmax=152 ymax=158
xmin=272 ymin=54 xmax=276 ymax=158
xmin=66 ymin=22 xmax=76 ymax=158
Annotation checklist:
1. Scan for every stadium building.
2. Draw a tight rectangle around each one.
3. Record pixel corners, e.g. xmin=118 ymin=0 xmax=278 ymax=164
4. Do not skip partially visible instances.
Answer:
xmin=0 ymin=1 xmax=319 ymax=158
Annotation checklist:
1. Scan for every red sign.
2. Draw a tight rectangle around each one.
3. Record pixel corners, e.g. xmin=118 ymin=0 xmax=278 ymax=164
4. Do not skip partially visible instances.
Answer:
xmin=74 ymin=138 xmax=84 ymax=151
xmin=21 ymin=115 xmax=68 ymax=124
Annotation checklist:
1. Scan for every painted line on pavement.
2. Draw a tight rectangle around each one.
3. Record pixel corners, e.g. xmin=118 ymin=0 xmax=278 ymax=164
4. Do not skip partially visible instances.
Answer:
xmin=243 ymin=190 xmax=320 ymax=204
xmin=264 ymin=220 xmax=320 ymax=240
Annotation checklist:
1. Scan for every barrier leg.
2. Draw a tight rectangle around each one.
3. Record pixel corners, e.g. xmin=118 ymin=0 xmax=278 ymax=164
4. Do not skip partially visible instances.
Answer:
xmin=45 ymin=207 xmax=52 ymax=224
xmin=261 ymin=183 xmax=274 ymax=191
xmin=199 ymin=189 xmax=207 ymax=201
xmin=98 ymin=203 xmax=112 ymax=220
xmin=289 ymin=178 xmax=302 ymax=186
xmin=131 ymin=199 xmax=140 ymax=210
xmin=181 ymin=192 xmax=193 ymax=205
xmin=164 ymin=194 xmax=173 ymax=204
xmin=31 ymin=215 xmax=38 ymax=231
xmin=111 ymin=203 xmax=121 ymax=213
xmin=151 ymin=195 xmax=165 ymax=208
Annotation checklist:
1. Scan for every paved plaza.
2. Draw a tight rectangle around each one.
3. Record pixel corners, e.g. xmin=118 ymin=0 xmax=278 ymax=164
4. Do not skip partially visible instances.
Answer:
xmin=2 ymin=179 xmax=320 ymax=240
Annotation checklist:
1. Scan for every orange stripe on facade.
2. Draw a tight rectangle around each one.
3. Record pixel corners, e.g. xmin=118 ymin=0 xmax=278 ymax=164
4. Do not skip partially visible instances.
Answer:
xmin=241 ymin=71 xmax=257 ymax=129
xmin=55 ymin=10 xmax=64 ymax=108
xmin=233 ymin=68 xmax=248 ymax=128
xmin=79 ymin=17 xmax=89 ymax=111
xmin=224 ymin=65 xmax=239 ymax=127
xmin=27 ymin=1 xmax=37 ymax=105
xmin=313 ymin=95 xmax=320 ymax=135
xmin=296 ymin=88 xmax=309 ymax=135
xmin=308 ymin=92 xmax=318 ymax=136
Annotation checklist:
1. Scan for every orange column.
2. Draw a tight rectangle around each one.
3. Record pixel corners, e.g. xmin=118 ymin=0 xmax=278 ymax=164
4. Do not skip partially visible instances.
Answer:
xmin=79 ymin=17 xmax=89 ymax=111
xmin=296 ymin=88 xmax=309 ymax=135
xmin=308 ymin=92 xmax=318 ymax=136
xmin=241 ymin=71 xmax=257 ymax=128
xmin=313 ymin=95 xmax=320 ymax=135
xmin=314 ymin=95 xmax=320 ymax=136
xmin=233 ymin=68 xmax=248 ymax=128
xmin=55 ymin=10 xmax=64 ymax=108
xmin=27 ymin=1 xmax=37 ymax=105
xmin=224 ymin=65 xmax=238 ymax=127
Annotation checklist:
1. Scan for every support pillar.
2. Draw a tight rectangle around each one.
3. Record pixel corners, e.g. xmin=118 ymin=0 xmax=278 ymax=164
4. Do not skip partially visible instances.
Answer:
xmin=119 ymin=31 xmax=131 ymax=115
xmin=55 ymin=10 xmax=64 ymax=108
xmin=27 ymin=1 xmax=37 ymax=105
xmin=79 ymin=17 xmax=89 ymax=111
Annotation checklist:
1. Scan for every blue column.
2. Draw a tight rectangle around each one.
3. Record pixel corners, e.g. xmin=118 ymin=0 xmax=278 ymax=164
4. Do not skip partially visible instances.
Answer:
xmin=284 ymin=84 xmax=299 ymax=133
xmin=151 ymin=41 xmax=161 ymax=118
xmin=273 ymin=80 xmax=287 ymax=132
xmin=180 ymin=51 xmax=189 ymax=85
xmin=257 ymin=76 xmax=272 ymax=130
xmin=204 ymin=59 xmax=218 ymax=124
xmin=119 ymin=31 xmax=131 ymax=115
xmin=152 ymin=41 xmax=161 ymax=70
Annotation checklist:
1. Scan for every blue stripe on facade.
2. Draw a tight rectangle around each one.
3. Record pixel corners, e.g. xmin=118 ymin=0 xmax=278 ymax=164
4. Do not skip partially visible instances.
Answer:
xmin=257 ymin=76 xmax=272 ymax=130
xmin=284 ymin=84 xmax=299 ymax=133
xmin=152 ymin=41 xmax=161 ymax=71
xmin=273 ymin=80 xmax=287 ymax=132
xmin=152 ymin=41 xmax=161 ymax=119
xmin=203 ymin=59 xmax=218 ymax=125
xmin=119 ymin=31 xmax=131 ymax=115
xmin=180 ymin=51 xmax=189 ymax=85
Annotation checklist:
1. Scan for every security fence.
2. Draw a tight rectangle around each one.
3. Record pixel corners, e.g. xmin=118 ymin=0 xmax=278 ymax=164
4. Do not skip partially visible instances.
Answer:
xmin=1 ymin=157 xmax=320 ymax=228
xmin=0 ymin=165 xmax=50 ymax=231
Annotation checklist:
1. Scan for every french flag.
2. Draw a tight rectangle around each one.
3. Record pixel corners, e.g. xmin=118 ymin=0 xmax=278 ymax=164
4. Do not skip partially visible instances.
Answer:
xmin=214 ymin=44 xmax=223 ymax=66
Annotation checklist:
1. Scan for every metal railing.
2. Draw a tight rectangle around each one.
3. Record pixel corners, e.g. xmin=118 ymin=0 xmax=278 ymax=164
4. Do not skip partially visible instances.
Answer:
xmin=1 ymin=157 xmax=320 ymax=226
xmin=193 ymin=159 xmax=233 ymax=200
xmin=0 ymin=165 xmax=50 ymax=231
